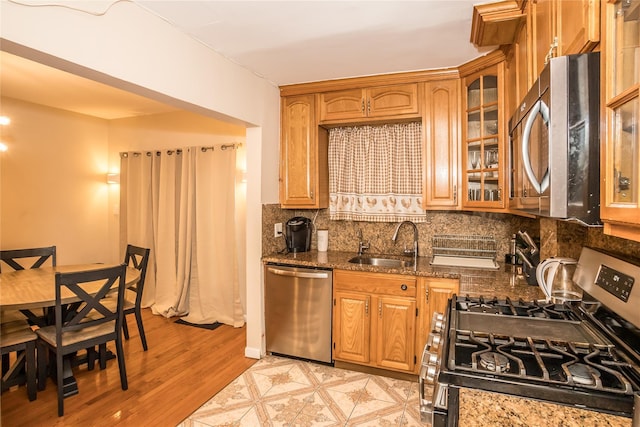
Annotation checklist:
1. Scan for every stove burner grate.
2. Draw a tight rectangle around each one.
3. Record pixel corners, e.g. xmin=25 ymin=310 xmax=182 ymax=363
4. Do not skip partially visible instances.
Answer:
xmin=454 ymin=296 xmax=582 ymax=321
xmin=566 ymin=363 xmax=600 ymax=386
xmin=479 ymin=351 xmax=510 ymax=373
xmin=451 ymin=329 xmax=636 ymax=395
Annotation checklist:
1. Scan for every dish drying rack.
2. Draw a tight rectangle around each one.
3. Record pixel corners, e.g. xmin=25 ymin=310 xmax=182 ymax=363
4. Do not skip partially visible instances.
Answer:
xmin=430 ymin=234 xmax=500 ymax=270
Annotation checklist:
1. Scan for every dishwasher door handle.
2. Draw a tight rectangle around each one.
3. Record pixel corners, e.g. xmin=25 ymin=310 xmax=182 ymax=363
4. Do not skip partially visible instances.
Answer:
xmin=267 ymin=267 xmax=330 ymax=279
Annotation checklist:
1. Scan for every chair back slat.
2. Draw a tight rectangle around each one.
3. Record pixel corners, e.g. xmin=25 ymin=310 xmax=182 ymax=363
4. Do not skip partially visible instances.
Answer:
xmin=54 ymin=265 xmax=127 ymax=347
xmin=124 ymin=245 xmax=150 ymax=306
xmin=0 ymin=246 xmax=57 ymax=272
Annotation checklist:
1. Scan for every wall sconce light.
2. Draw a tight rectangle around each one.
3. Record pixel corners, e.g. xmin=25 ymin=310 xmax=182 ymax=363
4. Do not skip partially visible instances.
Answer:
xmin=107 ymin=173 xmax=120 ymax=184
xmin=0 ymin=116 xmax=11 ymax=151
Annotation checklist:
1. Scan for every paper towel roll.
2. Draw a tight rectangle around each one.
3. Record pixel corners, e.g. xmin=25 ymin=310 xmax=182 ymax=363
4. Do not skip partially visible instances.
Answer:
xmin=317 ymin=229 xmax=328 ymax=252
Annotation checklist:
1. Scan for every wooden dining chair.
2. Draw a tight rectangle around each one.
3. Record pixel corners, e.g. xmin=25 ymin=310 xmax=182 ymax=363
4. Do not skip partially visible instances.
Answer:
xmin=35 ymin=264 xmax=128 ymax=416
xmin=104 ymin=245 xmax=151 ymax=351
xmin=0 ymin=246 xmax=57 ymax=326
xmin=0 ymin=246 xmax=57 ymax=272
xmin=122 ymin=245 xmax=150 ymax=351
xmin=1 ymin=319 xmax=44 ymax=401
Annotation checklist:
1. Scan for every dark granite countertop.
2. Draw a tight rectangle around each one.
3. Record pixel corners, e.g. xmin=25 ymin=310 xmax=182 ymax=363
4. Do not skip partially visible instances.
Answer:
xmin=262 ymin=250 xmax=544 ymax=301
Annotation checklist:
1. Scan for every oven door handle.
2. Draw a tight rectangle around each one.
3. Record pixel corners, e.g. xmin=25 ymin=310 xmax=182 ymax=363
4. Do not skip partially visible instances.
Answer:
xmin=521 ymin=99 xmax=550 ymax=194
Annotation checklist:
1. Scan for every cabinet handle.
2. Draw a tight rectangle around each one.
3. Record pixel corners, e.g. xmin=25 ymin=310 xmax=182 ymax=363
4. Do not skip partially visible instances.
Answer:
xmin=367 ymin=99 xmax=371 ymax=115
xmin=497 ymin=188 xmax=502 ymax=200
xmin=378 ymin=300 xmax=382 ymax=317
xmin=544 ymin=37 xmax=558 ymax=65
xmin=365 ymin=297 xmax=369 ymax=315
xmin=361 ymin=99 xmax=365 ymax=114
xmin=401 ymin=284 xmax=408 ymax=291
xmin=453 ymin=184 xmax=457 ymax=203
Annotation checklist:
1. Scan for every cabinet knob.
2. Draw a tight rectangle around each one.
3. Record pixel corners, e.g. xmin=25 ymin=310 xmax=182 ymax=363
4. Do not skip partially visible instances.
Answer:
xmin=401 ymin=284 xmax=408 ymax=291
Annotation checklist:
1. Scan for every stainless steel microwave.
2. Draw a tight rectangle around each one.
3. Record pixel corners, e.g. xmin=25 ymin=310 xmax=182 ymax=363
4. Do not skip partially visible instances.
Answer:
xmin=508 ymin=52 xmax=601 ymax=225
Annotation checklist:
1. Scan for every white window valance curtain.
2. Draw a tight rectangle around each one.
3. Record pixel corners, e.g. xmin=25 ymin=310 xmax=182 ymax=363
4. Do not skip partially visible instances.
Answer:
xmin=328 ymin=122 xmax=427 ymax=222
xmin=120 ymin=146 xmax=244 ymax=327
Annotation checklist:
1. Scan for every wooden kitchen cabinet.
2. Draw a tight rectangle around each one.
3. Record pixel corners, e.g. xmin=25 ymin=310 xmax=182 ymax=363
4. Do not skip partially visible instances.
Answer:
xmin=415 ymin=277 xmax=459 ymax=368
xmin=529 ymin=0 xmax=600 ymax=77
xmin=333 ymin=269 xmax=418 ymax=373
xmin=426 ymin=278 xmax=458 ymax=327
xmin=504 ymin=19 xmax=530 ymax=122
xmin=279 ymin=94 xmax=329 ymax=208
xmin=374 ymin=295 xmax=416 ymax=372
xmin=333 ymin=290 xmax=370 ymax=364
xmin=319 ymin=83 xmax=420 ymax=124
xmin=423 ymin=77 xmax=461 ymax=209
xmin=460 ymin=52 xmax=507 ymax=210
xmin=600 ymin=0 xmax=640 ymax=241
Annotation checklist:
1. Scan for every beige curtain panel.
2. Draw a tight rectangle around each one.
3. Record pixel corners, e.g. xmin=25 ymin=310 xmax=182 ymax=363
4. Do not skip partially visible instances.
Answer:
xmin=328 ymin=122 xmax=427 ymax=222
xmin=120 ymin=147 xmax=244 ymax=327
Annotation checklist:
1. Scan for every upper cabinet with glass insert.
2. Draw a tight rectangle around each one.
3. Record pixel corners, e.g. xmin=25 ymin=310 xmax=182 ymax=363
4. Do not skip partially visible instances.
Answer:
xmin=601 ymin=0 xmax=640 ymax=241
xmin=460 ymin=53 xmax=506 ymax=210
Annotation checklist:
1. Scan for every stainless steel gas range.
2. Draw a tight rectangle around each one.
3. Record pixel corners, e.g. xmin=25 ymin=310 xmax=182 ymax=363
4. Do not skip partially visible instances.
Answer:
xmin=419 ymin=247 xmax=640 ymax=426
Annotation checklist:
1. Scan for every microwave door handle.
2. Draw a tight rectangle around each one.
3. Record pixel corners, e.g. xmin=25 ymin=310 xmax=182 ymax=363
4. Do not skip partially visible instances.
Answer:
xmin=521 ymin=100 xmax=551 ymax=194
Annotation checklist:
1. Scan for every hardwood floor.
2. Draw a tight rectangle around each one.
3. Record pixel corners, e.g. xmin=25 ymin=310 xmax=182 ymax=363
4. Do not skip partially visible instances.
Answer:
xmin=1 ymin=309 xmax=257 ymax=426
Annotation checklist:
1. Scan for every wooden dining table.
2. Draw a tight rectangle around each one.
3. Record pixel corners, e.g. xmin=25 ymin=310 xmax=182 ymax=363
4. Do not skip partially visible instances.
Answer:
xmin=0 ymin=263 xmax=141 ymax=396
xmin=0 ymin=264 xmax=140 ymax=311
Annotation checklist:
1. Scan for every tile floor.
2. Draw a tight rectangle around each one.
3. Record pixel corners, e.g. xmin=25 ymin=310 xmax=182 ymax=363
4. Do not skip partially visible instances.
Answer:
xmin=177 ymin=355 xmax=424 ymax=426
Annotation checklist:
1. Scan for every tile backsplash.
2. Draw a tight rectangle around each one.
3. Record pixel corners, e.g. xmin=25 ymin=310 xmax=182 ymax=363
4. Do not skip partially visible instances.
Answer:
xmin=263 ymin=204 xmax=640 ymax=263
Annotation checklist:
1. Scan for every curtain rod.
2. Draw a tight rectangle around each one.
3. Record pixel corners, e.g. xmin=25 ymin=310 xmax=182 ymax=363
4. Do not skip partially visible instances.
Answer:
xmin=121 ymin=143 xmax=243 ymax=157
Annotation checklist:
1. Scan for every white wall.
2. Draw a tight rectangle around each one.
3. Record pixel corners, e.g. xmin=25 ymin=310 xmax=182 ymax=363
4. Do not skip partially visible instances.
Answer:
xmin=0 ymin=97 xmax=111 ymax=264
xmin=0 ymin=0 xmax=281 ymax=358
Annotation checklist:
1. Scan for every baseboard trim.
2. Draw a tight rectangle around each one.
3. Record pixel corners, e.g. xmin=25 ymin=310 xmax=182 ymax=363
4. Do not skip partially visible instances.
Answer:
xmin=244 ymin=346 xmax=262 ymax=359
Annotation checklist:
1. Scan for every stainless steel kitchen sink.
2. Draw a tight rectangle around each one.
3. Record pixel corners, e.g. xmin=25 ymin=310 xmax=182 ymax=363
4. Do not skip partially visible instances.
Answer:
xmin=348 ymin=256 xmax=414 ymax=268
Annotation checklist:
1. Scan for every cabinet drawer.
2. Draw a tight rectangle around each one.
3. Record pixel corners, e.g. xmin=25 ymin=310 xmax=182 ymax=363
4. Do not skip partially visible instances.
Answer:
xmin=334 ymin=269 xmax=416 ymax=297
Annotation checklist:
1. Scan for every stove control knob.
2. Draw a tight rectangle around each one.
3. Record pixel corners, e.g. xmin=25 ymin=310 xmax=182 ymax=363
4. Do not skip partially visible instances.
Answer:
xmin=424 ymin=362 xmax=439 ymax=384
xmin=420 ymin=350 xmax=438 ymax=366
xmin=431 ymin=312 xmax=445 ymax=333
xmin=427 ymin=332 xmax=441 ymax=349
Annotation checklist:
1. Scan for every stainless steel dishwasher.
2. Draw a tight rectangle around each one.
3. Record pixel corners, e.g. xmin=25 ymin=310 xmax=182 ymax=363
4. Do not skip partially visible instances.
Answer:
xmin=264 ymin=264 xmax=333 ymax=364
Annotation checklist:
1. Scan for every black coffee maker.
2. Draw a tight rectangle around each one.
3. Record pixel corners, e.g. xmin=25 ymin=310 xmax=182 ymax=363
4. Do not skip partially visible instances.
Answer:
xmin=285 ymin=217 xmax=312 ymax=253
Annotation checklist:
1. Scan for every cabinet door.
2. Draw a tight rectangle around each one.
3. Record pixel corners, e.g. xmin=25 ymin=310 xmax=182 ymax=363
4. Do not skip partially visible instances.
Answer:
xmin=367 ymin=84 xmax=420 ymax=118
xmin=374 ymin=296 xmax=416 ymax=372
xmin=423 ymin=79 xmax=460 ymax=209
xmin=319 ymin=89 xmax=366 ymax=122
xmin=556 ymin=0 xmax=599 ymax=55
xmin=530 ymin=0 xmax=555 ymax=77
xmin=462 ymin=63 xmax=506 ymax=210
xmin=427 ymin=279 xmax=458 ymax=328
xmin=280 ymin=95 xmax=329 ymax=208
xmin=600 ymin=0 xmax=640 ymax=240
xmin=530 ymin=0 xmax=599 ymax=78
xmin=505 ymin=20 xmax=530 ymax=120
xmin=333 ymin=290 xmax=370 ymax=364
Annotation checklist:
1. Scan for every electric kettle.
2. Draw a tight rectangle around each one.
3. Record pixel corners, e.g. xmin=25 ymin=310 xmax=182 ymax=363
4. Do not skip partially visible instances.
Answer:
xmin=535 ymin=257 xmax=583 ymax=303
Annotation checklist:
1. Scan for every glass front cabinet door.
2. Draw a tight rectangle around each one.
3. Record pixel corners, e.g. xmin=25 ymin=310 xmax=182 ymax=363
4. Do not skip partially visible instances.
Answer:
xmin=462 ymin=60 xmax=506 ymax=209
xmin=601 ymin=0 xmax=640 ymax=239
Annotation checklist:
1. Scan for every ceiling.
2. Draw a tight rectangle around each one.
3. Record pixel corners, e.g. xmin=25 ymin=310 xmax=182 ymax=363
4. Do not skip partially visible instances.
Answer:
xmin=134 ymin=0 xmax=492 ymax=87
xmin=1 ymin=0 xmax=494 ymax=119
xmin=0 ymin=51 xmax=180 ymax=120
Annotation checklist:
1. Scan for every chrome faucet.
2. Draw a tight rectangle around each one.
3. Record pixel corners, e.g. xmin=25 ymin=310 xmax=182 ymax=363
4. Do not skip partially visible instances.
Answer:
xmin=357 ymin=229 xmax=370 ymax=256
xmin=392 ymin=221 xmax=419 ymax=264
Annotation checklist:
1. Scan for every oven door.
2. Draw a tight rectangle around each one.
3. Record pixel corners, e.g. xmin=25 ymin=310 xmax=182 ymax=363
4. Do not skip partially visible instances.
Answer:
xmin=509 ymin=81 xmax=551 ymax=216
